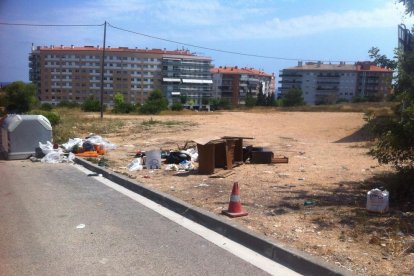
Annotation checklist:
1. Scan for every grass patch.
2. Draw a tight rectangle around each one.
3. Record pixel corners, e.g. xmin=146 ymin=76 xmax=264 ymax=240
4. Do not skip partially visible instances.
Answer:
xmin=241 ymin=102 xmax=397 ymax=116
xmin=52 ymin=107 xmax=126 ymax=143
xmin=141 ymin=117 xmax=197 ymax=128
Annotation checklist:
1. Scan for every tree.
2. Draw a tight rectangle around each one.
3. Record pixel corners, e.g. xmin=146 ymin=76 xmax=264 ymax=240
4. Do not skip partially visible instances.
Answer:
xmin=112 ymin=92 xmax=136 ymax=113
xmin=4 ymin=81 xmax=38 ymax=113
xmin=266 ymin=92 xmax=276 ymax=106
xmin=368 ymin=47 xmax=397 ymax=70
xmin=368 ymin=0 xmax=414 ymax=171
xmin=400 ymin=0 xmax=414 ymax=15
xmin=81 ymin=96 xmax=103 ymax=112
xmin=187 ymin=99 xmax=195 ymax=109
xmin=201 ymin=97 xmax=209 ymax=106
xmin=140 ymin=89 xmax=168 ymax=114
xmin=113 ymin=92 xmax=124 ymax=107
xmin=282 ymin=88 xmax=305 ymax=107
xmin=256 ymin=92 xmax=267 ymax=106
xmin=244 ymin=92 xmax=257 ymax=108
xmin=180 ymin=95 xmax=187 ymax=104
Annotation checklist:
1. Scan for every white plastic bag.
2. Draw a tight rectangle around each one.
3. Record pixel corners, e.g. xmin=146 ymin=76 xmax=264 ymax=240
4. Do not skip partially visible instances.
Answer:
xmin=366 ymin=188 xmax=389 ymax=213
xmin=85 ymin=135 xmax=117 ymax=150
xmin=62 ymin=138 xmax=83 ymax=152
xmin=41 ymin=151 xmax=62 ymax=163
xmin=128 ymin=158 xmax=143 ymax=171
xmin=67 ymin=152 xmax=76 ymax=163
xmin=165 ymin=164 xmax=179 ymax=171
xmin=39 ymin=141 xmax=54 ymax=155
xmin=184 ymin=148 xmax=198 ymax=162
xmin=179 ymin=160 xmax=194 ymax=171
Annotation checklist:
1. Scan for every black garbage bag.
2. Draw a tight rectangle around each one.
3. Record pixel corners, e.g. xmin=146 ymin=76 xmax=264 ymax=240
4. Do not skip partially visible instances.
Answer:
xmin=82 ymin=141 xmax=95 ymax=151
xmin=166 ymin=151 xmax=191 ymax=164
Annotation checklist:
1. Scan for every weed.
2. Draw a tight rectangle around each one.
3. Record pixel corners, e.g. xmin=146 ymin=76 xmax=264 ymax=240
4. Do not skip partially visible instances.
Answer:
xmin=141 ymin=118 xmax=197 ymax=128
xmin=141 ymin=117 xmax=161 ymax=126
xmin=85 ymin=157 xmax=99 ymax=164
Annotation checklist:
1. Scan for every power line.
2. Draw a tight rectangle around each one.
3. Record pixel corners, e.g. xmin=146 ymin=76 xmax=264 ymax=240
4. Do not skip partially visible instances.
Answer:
xmin=0 ymin=21 xmax=358 ymax=63
xmin=107 ymin=22 xmax=357 ymax=63
xmin=0 ymin=22 xmax=104 ymax=27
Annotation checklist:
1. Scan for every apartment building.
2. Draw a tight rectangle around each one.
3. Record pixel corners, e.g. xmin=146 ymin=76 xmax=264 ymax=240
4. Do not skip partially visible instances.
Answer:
xmin=162 ymin=54 xmax=213 ymax=108
xmin=29 ymin=45 xmax=213 ymax=106
xmin=210 ymin=66 xmax=275 ymax=105
xmin=279 ymin=61 xmax=393 ymax=105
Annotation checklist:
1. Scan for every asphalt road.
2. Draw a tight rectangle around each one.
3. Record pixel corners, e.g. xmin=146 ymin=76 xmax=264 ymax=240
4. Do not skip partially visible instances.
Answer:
xmin=0 ymin=160 xmax=278 ymax=275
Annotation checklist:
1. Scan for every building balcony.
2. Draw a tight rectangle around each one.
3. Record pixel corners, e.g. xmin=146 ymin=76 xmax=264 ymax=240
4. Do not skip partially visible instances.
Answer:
xmin=316 ymin=87 xmax=338 ymax=91
xmin=279 ymin=73 xmax=303 ymax=77
xmin=317 ymin=74 xmax=340 ymax=78
xmin=278 ymin=80 xmax=302 ymax=84
xmin=317 ymin=81 xmax=340 ymax=85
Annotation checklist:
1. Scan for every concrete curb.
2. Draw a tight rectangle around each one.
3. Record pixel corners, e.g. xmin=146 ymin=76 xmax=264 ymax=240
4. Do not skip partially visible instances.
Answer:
xmin=75 ymin=157 xmax=350 ymax=276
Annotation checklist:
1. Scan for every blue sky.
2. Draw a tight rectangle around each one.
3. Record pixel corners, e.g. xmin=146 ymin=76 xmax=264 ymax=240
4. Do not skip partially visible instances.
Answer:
xmin=0 ymin=0 xmax=412 ymax=82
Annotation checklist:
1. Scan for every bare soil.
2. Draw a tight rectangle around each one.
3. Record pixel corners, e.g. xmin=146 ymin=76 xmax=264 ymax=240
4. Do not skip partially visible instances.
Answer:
xmin=94 ymin=111 xmax=413 ymax=275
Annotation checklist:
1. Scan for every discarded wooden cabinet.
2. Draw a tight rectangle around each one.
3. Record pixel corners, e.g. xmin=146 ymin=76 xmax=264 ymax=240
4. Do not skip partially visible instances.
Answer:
xmin=194 ymin=136 xmax=253 ymax=174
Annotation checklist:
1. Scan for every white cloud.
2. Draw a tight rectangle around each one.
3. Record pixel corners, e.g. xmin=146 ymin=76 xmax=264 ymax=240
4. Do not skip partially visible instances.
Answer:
xmin=5 ymin=0 xmax=414 ymax=45
xmin=168 ymin=1 xmax=414 ymax=40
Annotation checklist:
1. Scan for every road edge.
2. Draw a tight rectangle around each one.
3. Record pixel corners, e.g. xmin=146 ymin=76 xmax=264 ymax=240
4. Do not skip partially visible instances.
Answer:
xmin=74 ymin=157 xmax=351 ymax=276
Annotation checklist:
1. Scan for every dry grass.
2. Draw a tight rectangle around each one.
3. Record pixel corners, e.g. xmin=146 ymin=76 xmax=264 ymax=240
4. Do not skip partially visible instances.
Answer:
xmin=52 ymin=108 xmax=126 ymax=143
xmin=50 ymin=103 xmax=414 ymax=275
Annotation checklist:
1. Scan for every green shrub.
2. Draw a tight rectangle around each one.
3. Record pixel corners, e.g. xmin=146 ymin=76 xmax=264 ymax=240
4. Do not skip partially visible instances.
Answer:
xmin=209 ymin=98 xmax=232 ymax=110
xmin=336 ymin=98 xmax=349 ymax=104
xmin=81 ymin=96 xmax=106 ymax=112
xmin=171 ymin=101 xmax=183 ymax=111
xmin=40 ymin=103 xmax=53 ymax=111
xmin=111 ymin=93 xmax=137 ymax=113
xmin=245 ymin=93 xmax=257 ymax=108
xmin=112 ymin=102 xmax=136 ymax=113
xmin=57 ymin=100 xmax=80 ymax=108
xmin=140 ymin=89 xmax=168 ymax=114
xmin=282 ymin=88 xmax=305 ymax=107
xmin=4 ymin=81 xmax=38 ymax=113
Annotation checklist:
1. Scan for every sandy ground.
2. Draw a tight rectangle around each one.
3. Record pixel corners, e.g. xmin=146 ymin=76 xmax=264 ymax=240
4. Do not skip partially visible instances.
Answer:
xmin=97 ymin=111 xmax=413 ymax=275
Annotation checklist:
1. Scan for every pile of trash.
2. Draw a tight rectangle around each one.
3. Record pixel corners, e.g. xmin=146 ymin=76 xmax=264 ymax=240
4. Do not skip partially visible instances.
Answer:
xmin=127 ymin=147 xmax=198 ymax=172
xmin=37 ymin=134 xmax=117 ymax=164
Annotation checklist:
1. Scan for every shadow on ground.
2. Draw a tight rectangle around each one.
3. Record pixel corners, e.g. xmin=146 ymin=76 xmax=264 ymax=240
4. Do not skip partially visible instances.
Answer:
xmin=334 ymin=123 xmax=373 ymax=143
xmin=265 ymin=172 xmax=414 ymax=237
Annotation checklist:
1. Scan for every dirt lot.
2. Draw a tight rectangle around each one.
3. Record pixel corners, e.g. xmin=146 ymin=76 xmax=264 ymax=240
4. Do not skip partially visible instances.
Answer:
xmin=93 ymin=111 xmax=413 ymax=275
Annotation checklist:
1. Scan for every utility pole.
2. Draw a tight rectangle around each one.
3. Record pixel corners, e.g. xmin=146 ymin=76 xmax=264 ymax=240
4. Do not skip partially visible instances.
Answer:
xmin=100 ymin=21 xmax=107 ymax=119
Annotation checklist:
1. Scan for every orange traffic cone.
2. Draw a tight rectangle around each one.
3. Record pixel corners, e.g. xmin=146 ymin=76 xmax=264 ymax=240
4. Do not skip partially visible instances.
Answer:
xmin=222 ymin=182 xmax=248 ymax=218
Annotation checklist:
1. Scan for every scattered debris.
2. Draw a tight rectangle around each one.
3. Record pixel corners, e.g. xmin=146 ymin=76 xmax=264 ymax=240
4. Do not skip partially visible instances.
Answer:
xmin=127 ymin=158 xmax=143 ymax=171
xmin=194 ymin=183 xmax=209 ymax=188
xmin=272 ymin=156 xmax=289 ymax=164
xmin=165 ymin=164 xmax=179 ymax=171
xmin=165 ymin=151 xmax=192 ymax=164
xmin=304 ymin=200 xmax=316 ymax=206
xmin=209 ymin=170 xmax=235 ymax=178
xmin=145 ymin=149 xmax=161 ymax=169
xmin=366 ymin=188 xmax=389 ymax=213
xmin=37 ymin=135 xmax=116 ymax=164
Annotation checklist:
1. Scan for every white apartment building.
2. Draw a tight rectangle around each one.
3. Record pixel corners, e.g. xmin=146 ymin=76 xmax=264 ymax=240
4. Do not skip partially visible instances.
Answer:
xmin=279 ymin=61 xmax=393 ymax=105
